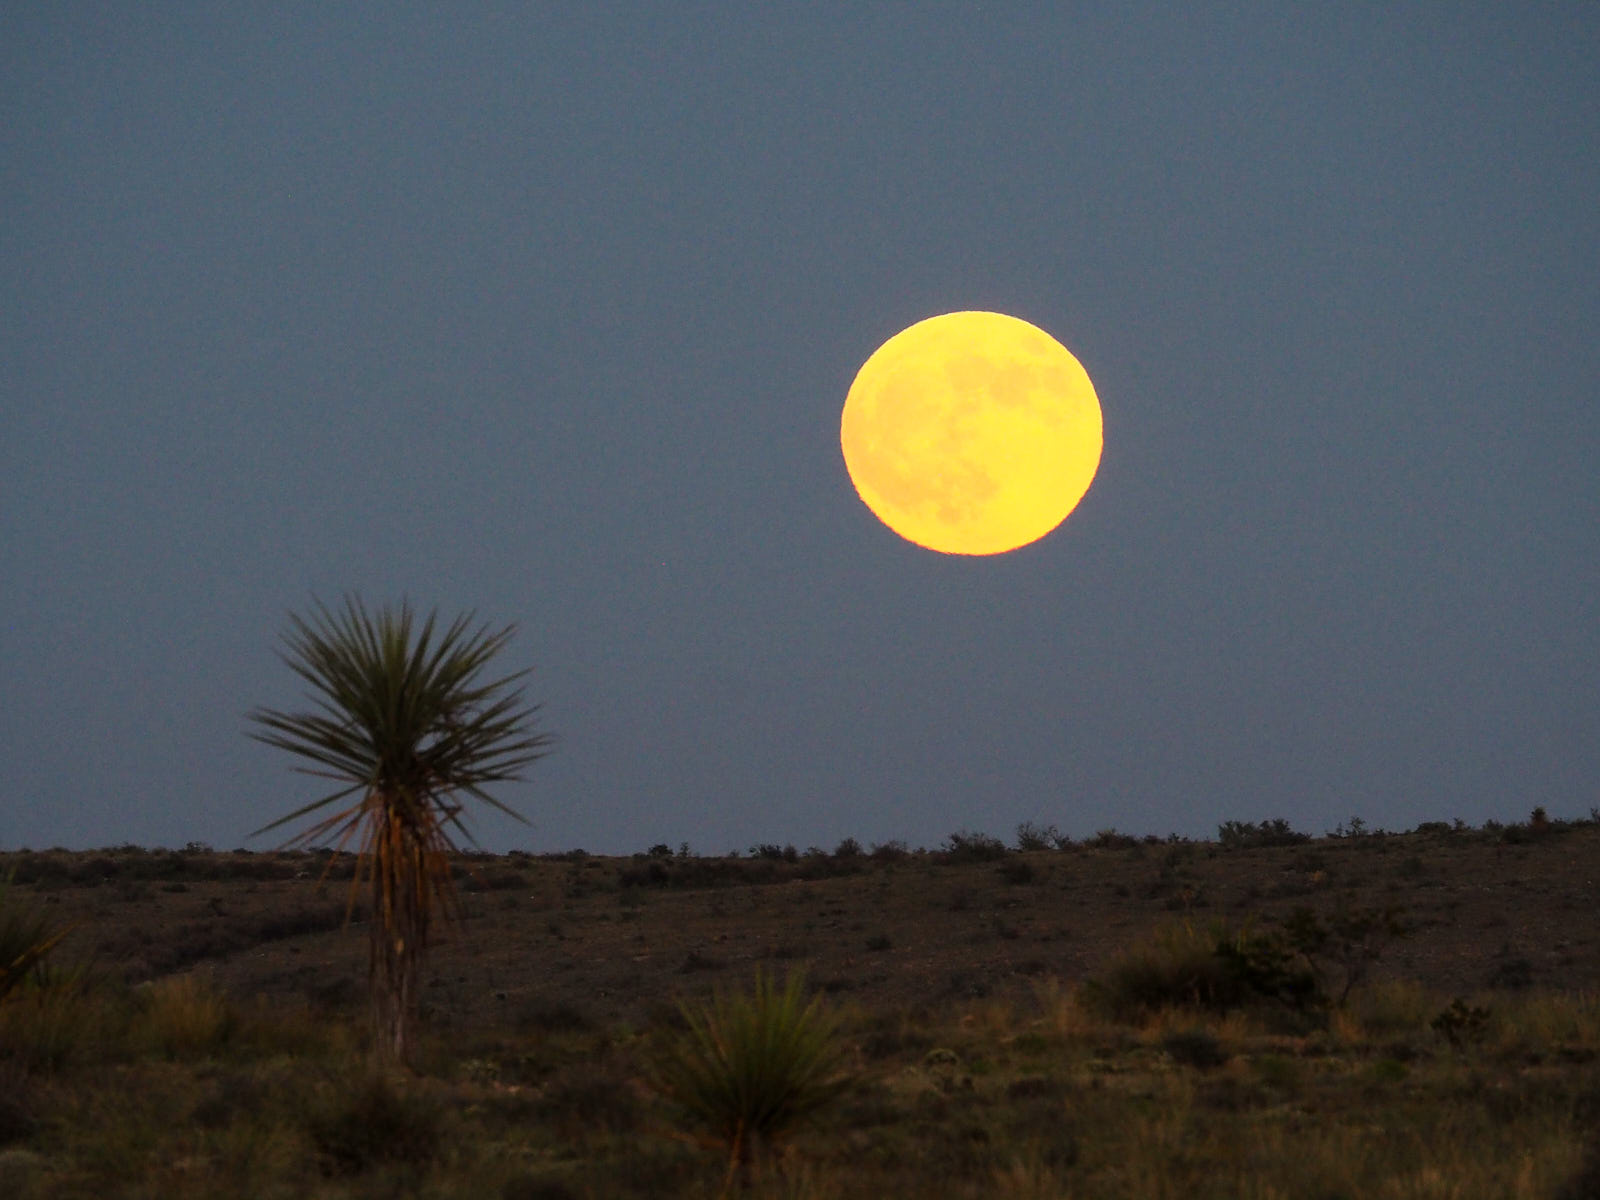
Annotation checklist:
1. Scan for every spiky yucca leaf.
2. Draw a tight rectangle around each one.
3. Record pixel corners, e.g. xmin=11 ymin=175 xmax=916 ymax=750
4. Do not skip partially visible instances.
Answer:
xmin=651 ymin=967 xmax=849 ymax=1183
xmin=0 ymin=870 xmax=77 ymax=1002
xmin=247 ymin=595 xmax=550 ymax=1062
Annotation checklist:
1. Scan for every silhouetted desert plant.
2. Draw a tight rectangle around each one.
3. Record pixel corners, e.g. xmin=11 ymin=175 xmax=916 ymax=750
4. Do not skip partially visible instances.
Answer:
xmin=649 ymin=967 xmax=849 ymax=1194
xmin=1082 ymin=921 xmax=1251 ymax=1020
xmin=749 ymin=843 xmax=799 ymax=862
xmin=1431 ymin=997 xmax=1492 ymax=1049
xmin=1088 ymin=829 xmax=1138 ymax=849
xmin=303 ymin=1071 xmax=444 ymax=1175
xmin=1013 ymin=822 xmax=1066 ymax=852
xmin=1279 ymin=903 xmax=1409 ymax=1006
xmin=997 ymin=859 xmax=1037 ymax=885
xmin=1216 ymin=818 xmax=1309 ymax=848
xmin=941 ymin=830 xmax=1008 ymax=862
xmin=248 ymin=596 xmax=552 ymax=1065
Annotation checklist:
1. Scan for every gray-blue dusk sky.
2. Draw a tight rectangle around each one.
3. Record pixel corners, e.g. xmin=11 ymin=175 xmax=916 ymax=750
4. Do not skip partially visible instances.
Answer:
xmin=4 ymin=7 xmax=1596 ymax=855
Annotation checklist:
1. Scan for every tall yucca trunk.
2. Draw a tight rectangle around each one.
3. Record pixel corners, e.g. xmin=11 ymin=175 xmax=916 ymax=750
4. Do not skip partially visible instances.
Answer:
xmin=368 ymin=796 xmax=430 ymax=1066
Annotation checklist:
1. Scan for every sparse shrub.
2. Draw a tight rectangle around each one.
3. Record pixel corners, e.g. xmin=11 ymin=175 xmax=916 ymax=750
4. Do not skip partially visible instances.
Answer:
xmin=304 ymin=1072 xmax=444 ymax=1175
xmin=1485 ymin=957 xmax=1534 ymax=991
xmin=868 ymin=840 xmax=908 ymax=863
xmin=649 ymin=968 xmax=849 ymax=1188
xmin=1014 ymin=822 xmax=1065 ymax=852
xmin=1279 ymin=903 xmax=1409 ymax=1006
xmin=749 ymin=844 xmax=799 ymax=863
xmin=998 ymin=859 xmax=1037 ymax=885
xmin=1330 ymin=816 xmax=1370 ymax=839
xmin=1431 ymin=997 xmax=1492 ymax=1049
xmin=1088 ymin=829 xmax=1137 ymax=849
xmin=1082 ymin=921 xmax=1249 ymax=1020
xmin=1217 ymin=818 xmax=1309 ymax=848
xmin=941 ymin=830 xmax=1008 ymax=862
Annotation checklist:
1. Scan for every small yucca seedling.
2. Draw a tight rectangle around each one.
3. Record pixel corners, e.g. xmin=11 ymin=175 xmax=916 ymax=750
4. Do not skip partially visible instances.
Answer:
xmin=651 ymin=968 xmax=850 ymax=1194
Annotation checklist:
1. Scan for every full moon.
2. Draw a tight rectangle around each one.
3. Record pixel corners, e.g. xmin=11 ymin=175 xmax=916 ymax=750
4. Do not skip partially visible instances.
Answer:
xmin=840 ymin=311 xmax=1103 ymax=555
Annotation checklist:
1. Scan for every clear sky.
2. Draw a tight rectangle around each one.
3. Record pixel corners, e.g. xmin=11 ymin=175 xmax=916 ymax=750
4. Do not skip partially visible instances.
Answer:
xmin=4 ymin=7 xmax=1597 ymax=855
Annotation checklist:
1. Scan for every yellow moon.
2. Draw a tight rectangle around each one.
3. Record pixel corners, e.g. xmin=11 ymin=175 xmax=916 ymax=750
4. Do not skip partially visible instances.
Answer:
xmin=840 ymin=311 xmax=1103 ymax=555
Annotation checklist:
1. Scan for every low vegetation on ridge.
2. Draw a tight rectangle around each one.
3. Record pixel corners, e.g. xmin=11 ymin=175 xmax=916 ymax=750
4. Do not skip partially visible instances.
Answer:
xmin=0 ymin=810 xmax=1597 ymax=1197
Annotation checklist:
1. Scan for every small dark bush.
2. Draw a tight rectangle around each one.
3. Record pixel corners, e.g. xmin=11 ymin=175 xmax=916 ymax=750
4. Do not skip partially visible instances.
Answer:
xmin=869 ymin=840 xmax=909 ymax=863
xmin=1485 ymin=958 xmax=1534 ymax=991
xmin=1088 ymin=829 xmax=1138 ymax=849
xmin=833 ymin=837 xmax=863 ymax=859
xmin=305 ymin=1074 xmax=443 ymax=1176
xmin=516 ymin=1001 xmax=593 ymax=1034
xmin=678 ymin=950 xmax=724 ymax=974
xmin=1218 ymin=819 xmax=1310 ymax=848
xmin=865 ymin=934 xmax=892 ymax=952
xmin=1014 ymin=822 xmax=1066 ymax=852
xmin=750 ymin=843 xmax=799 ymax=862
xmin=1162 ymin=1028 xmax=1228 ymax=1069
xmin=997 ymin=859 xmax=1037 ymax=885
xmin=941 ymin=830 xmax=1008 ymax=863
xmin=1431 ymin=998 xmax=1492 ymax=1049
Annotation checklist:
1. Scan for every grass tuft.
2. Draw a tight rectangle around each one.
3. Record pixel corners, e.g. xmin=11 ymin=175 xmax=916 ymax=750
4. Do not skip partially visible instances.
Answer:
xmin=141 ymin=970 xmax=234 ymax=1058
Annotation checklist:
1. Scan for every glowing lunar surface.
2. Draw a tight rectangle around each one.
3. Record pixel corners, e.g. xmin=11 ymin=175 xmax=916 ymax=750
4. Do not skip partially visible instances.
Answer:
xmin=840 ymin=311 xmax=1103 ymax=555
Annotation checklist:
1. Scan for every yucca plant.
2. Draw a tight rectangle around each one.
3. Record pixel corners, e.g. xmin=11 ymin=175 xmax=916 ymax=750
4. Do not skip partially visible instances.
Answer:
xmin=0 ymin=869 xmax=77 ymax=1002
xmin=651 ymin=968 xmax=850 ymax=1195
xmin=248 ymin=596 xmax=551 ymax=1065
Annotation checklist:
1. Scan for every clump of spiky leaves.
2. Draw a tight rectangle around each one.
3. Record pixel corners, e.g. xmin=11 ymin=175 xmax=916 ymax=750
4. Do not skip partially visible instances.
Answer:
xmin=651 ymin=968 xmax=850 ymax=1195
xmin=0 ymin=869 xmax=77 ymax=1002
xmin=248 ymin=596 xmax=551 ymax=1064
